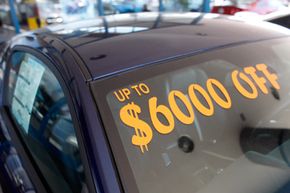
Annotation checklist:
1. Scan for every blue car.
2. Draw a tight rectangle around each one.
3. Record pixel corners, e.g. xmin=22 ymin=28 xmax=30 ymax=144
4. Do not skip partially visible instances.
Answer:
xmin=0 ymin=12 xmax=290 ymax=193
xmin=113 ymin=3 xmax=143 ymax=13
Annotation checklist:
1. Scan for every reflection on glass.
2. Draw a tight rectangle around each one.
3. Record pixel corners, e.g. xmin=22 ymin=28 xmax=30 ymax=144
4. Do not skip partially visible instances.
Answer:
xmin=9 ymin=52 xmax=85 ymax=193
xmin=95 ymin=38 xmax=290 ymax=193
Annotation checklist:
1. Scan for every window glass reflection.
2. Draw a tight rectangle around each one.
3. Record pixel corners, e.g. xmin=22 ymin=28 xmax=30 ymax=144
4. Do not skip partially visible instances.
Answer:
xmin=9 ymin=52 xmax=85 ymax=193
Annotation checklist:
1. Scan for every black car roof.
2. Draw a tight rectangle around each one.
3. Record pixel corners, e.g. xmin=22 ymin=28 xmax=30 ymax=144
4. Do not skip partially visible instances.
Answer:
xmin=42 ymin=12 xmax=290 ymax=80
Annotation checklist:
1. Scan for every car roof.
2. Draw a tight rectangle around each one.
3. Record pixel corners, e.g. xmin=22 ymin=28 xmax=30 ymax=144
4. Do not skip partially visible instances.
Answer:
xmin=41 ymin=12 xmax=290 ymax=80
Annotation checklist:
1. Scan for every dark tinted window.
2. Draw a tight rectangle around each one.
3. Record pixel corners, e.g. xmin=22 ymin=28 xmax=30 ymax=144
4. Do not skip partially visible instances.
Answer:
xmin=268 ymin=15 xmax=290 ymax=28
xmin=8 ymin=52 xmax=85 ymax=193
xmin=93 ymin=37 xmax=290 ymax=193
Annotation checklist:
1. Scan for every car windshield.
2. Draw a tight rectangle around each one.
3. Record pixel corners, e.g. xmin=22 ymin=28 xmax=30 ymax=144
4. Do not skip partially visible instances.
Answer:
xmin=92 ymin=37 xmax=290 ymax=193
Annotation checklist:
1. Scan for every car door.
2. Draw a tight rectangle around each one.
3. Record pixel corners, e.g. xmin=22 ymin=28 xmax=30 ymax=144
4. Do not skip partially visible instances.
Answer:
xmin=0 ymin=49 xmax=89 ymax=193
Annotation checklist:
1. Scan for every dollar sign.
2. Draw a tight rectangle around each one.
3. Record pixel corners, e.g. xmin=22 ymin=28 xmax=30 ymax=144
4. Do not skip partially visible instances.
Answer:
xmin=120 ymin=102 xmax=153 ymax=153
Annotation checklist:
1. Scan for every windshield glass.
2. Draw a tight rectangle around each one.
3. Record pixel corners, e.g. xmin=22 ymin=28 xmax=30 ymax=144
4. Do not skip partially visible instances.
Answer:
xmin=92 ymin=37 xmax=290 ymax=193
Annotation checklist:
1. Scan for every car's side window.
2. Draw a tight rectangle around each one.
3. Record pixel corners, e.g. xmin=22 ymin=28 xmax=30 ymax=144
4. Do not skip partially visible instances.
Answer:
xmin=7 ymin=51 xmax=85 ymax=193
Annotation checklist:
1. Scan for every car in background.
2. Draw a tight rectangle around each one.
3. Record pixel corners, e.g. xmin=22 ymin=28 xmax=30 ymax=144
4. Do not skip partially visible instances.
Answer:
xmin=97 ymin=2 xmax=146 ymax=15
xmin=0 ymin=12 xmax=290 ymax=193
xmin=37 ymin=3 xmax=64 ymax=25
xmin=211 ymin=0 xmax=247 ymax=15
xmin=65 ymin=0 xmax=89 ymax=14
xmin=211 ymin=0 xmax=245 ymax=15
xmin=45 ymin=13 xmax=64 ymax=25
xmin=113 ymin=2 xmax=143 ymax=13
xmin=212 ymin=0 xmax=289 ymax=15
xmin=211 ymin=5 xmax=244 ymax=14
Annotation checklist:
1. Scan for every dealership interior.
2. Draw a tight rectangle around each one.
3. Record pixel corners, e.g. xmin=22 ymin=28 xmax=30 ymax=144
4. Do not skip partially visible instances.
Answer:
xmin=0 ymin=0 xmax=289 ymax=33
